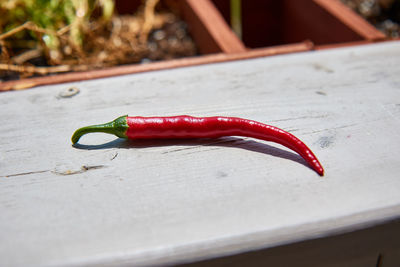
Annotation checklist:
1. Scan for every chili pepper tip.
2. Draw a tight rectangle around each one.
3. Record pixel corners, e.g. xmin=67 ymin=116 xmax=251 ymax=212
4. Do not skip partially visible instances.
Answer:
xmin=316 ymin=166 xmax=324 ymax=176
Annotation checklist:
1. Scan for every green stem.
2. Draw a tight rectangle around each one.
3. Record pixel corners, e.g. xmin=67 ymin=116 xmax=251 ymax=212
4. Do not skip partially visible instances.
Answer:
xmin=71 ymin=115 xmax=128 ymax=144
xmin=230 ymin=0 xmax=242 ymax=39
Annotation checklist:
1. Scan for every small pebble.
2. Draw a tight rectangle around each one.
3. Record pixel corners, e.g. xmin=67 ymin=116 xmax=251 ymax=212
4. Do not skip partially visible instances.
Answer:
xmin=152 ymin=30 xmax=166 ymax=41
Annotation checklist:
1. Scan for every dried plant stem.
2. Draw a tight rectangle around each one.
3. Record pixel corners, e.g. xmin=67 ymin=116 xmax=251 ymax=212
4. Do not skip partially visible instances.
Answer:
xmin=0 ymin=22 xmax=33 ymax=40
xmin=0 ymin=63 xmax=88 ymax=75
xmin=140 ymin=0 xmax=160 ymax=43
xmin=12 ymin=48 xmax=43 ymax=64
xmin=57 ymin=25 xmax=72 ymax=36
xmin=0 ymin=21 xmax=61 ymax=41
xmin=0 ymin=40 xmax=10 ymax=61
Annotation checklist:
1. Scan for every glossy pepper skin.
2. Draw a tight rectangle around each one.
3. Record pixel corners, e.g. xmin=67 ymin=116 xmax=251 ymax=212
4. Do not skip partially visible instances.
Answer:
xmin=72 ymin=115 xmax=324 ymax=176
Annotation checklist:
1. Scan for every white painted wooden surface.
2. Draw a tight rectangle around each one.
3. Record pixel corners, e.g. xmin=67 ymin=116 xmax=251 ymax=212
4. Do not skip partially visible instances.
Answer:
xmin=1 ymin=41 xmax=400 ymax=267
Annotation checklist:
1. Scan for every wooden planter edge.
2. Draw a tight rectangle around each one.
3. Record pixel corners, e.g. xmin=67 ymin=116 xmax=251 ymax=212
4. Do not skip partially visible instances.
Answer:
xmin=0 ymin=41 xmax=312 ymax=91
xmin=315 ymin=38 xmax=399 ymax=50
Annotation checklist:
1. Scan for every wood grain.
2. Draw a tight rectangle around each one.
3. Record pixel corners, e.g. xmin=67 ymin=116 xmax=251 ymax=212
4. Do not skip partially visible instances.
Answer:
xmin=1 ymin=41 xmax=400 ymax=266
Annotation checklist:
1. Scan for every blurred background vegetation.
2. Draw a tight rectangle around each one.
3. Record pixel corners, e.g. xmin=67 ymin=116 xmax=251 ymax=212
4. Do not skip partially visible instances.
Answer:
xmin=0 ymin=0 xmax=114 ymax=65
xmin=0 ymin=0 xmax=196 ymax=79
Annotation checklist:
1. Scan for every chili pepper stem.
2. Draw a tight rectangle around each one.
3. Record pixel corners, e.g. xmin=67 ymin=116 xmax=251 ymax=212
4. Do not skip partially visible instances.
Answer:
xmin=71 ymin=115 xmax=128 ymax=144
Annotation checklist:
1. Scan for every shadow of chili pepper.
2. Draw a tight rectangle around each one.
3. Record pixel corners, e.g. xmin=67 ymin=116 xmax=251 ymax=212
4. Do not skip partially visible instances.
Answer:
xmin=73 ymin=137 xmax=309 ymax=170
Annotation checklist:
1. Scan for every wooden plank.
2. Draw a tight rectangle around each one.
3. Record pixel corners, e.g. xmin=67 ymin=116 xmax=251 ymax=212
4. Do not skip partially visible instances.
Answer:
xmin=181 ymin=219 xmax=400 ymax=267
xmin=1 ymin=41 xmax=400 ymax=266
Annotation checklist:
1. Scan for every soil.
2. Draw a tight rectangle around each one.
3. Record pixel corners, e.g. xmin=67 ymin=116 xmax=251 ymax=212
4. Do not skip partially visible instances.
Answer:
xmin=341 ymin=0 xmax=400 ymax=37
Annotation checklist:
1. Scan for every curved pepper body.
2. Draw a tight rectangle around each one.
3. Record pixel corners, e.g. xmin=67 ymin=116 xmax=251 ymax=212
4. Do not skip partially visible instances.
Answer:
xmin=72 ymin=115 xmax=324 ymax=176
xmin=126 ymin=116 xmax=324 ymax=176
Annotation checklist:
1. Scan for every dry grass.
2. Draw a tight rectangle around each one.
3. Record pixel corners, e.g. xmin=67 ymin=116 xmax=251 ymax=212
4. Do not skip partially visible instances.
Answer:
xmin=0 ymin=0 xmax=196 ymax=79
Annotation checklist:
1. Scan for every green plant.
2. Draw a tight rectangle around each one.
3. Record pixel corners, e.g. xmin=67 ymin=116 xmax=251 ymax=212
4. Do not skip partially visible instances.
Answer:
xmin=0 ymin=0 xmax=114 ymax=64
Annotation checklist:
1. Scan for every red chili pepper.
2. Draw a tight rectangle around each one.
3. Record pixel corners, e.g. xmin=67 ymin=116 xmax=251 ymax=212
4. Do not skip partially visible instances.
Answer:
xmin=72 ymin=115 xmax=324 ymax=176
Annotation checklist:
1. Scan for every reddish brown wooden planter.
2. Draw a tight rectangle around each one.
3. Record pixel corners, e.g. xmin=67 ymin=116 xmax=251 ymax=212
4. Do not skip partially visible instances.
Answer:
xmin=212 ymin=0 xmax=386 ymax=48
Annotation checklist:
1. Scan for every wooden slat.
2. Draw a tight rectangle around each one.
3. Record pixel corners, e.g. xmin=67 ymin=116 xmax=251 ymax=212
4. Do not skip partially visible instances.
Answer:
xmin=315 ymin=0 xmax=386 ymax=41
xmin=182 ymin=0 xmax=246 ymax=54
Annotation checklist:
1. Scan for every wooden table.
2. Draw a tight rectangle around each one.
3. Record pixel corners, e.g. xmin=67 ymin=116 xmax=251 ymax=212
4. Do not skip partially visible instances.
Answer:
xmin=1 ymin=41 xmax=400 ymax=267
